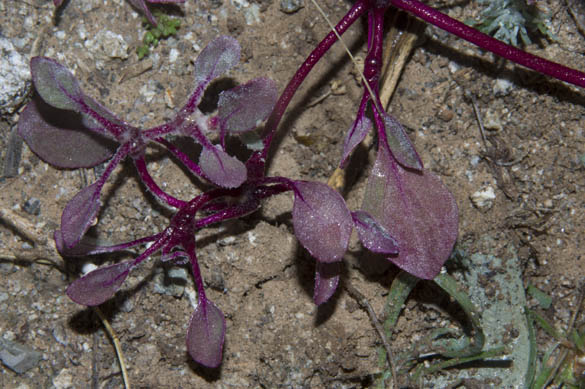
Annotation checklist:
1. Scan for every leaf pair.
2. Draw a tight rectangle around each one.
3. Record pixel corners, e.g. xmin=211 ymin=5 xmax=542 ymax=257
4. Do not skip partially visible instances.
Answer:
xmin=290 ymin=181 xmax=398 ymax=304
xmin=340 ymin=96 xmax=423 ymax=172
xmin=338 ymin=92 xmax=457 ymax=280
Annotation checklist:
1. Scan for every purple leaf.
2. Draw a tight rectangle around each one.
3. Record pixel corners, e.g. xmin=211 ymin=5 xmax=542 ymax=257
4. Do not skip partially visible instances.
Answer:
xmin=54 ymin=230 xmax=105 ymax=257
xmin=199 ymin=146 xmax=247 ymax=188
xmin=81 ymin=94 xmax=126 ymax=131
xmin=60 ymin=182 xmax=102 ymax=249
xmin=18 ymin=97 xmax=116 ymax=168
xmin=66 ymin=261 xmax=133 ymax=306
xmin=126 ymin=0 xmax=185 ymax=25
xmin=30 ymin=57 xmax=84 ymax=111
xmin=382 ymin=112 xmax=423 ymax=171
xmin=362 ymin=145 xmax=458 ymax=279
xmin=193 ymin=36 xmax=240 ymax=88
xmin=53 ymin=0 xmax=64 ymax=6
xmin=313 ymin=262 xmax=340 ymax=305
xmin=186 ymin=299 xmax=226 ymax=368
xmin=351 ymin=210 xmax=398 ymax=255
xmin=340 ymin=115 xmax=372 ymax=168
xmin=217 ymin=78 xmax=278 ymax=133
xmin=292 ymin=181 xmax=353 ymax=263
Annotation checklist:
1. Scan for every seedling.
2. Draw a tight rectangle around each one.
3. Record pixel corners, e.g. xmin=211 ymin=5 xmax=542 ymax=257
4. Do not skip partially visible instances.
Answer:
xmin=136 ymin=10 xmax=181 ymax=59
xmin=53 ymin=0 xmax=185 ymax=27
xmin=21 ymin=0 xmax=585 ymax=370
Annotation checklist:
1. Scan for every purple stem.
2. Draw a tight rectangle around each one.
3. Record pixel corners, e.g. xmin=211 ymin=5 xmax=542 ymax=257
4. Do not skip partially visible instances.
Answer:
xmin=79 ymin=234 xmax=163 ymax=255
xmin=259 ymin=0 xmax=369 ymax=159
xmin=133 ymin=156 xmax=188 ymax=208
xmin=390 ymin=0 xmax=585 ymax=88
xmin=156 ymin=138 xmax=206 ymax=179
xmin=79 ymin=101 xmax=126 ymax=139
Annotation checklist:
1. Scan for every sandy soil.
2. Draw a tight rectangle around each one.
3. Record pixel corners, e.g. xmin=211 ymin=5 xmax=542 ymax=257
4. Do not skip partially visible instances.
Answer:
xmin=1 ymin=0 xmax=584 ymax=387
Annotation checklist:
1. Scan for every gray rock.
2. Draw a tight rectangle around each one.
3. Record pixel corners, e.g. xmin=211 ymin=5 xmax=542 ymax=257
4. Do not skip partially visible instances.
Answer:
xmin=280 ymin=0 xmax=303 ymax=14
xmin=0 ymin=337 xmax=42 ymax=373
xmin=0 ymin=36 xmax=30 ymax=115
xmin=153 ymin=267 xmax=189 ymax=297
xmin=23 ymin=197 xmax=41 ymax=216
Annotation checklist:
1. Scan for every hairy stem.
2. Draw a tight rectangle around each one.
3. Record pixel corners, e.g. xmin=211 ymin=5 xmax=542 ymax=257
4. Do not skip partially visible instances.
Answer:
xmin=390 ymin=0 xmax=585 ymax=88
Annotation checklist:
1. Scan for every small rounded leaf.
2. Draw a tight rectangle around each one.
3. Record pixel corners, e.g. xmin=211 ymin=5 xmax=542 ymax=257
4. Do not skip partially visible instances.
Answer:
xmin=362 ymin=146 xmax=458 ymax=279
xmin=199 ymin=146 xmax=247 ymax=188
xmin=31 ymin=57 xmax=84 ymax=111
xmin=193 ymin=36 xmax=240 ymax=88
xmin=340 ymin=116 xmax=371 ymax=168
xmin=186 ymin=299 xmax=226 ymax=367
xmin=292 ymin=181 xmax=352 ymax=263
xmin=18 ymin=97 xmax=116 ymax=168
xmin=66 ymin=261 xmax=133 ymax=306
xmin=60 ymin=182 xmax=102 ymax=249
xmin=382 ymin=113 xmax=423 ymax=171
xmin=217 ymin=78 xmax=278 ymax=133
xmin=314 ymin=262 xmax=340 ymax=305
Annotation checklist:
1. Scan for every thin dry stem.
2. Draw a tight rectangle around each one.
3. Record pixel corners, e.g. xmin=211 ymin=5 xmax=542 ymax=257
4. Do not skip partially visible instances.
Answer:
xmin=94 ymin=307 xmax=131 ymax=389
xmin=345 ymin=283 xmax=399 ymax=389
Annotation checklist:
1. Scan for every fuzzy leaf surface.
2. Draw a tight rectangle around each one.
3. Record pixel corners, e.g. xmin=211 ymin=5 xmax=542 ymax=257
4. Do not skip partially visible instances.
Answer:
xmin=292 ymin=181 xmax=352 ymax=263
xmin=352 ymin=210 xmax=398 ymax=255
xmin=60 ymin=182 xmax=102 ymax=249
xmin=193 ymin=36 xmax=240 ymax=89
xmin=362 ymin=146 xmax=458 ymax=279
xmin=18 ymin=97 xmax=116 ymax=168
xmin=31 ymin=57 xmax=84 ymax=111
xmin=186 ymin=299 xmax=226 ymax=367
xmin=217 ymin=78 xmax=278 ymax=133
xmin=66 ymin=261 xmax=132 ymax=306
xmin=382 ymin=113 xmax=423 ymax=171
xmin=199 ymin=146 xmax=247 ymax=188
xmin=340 ymin=116 xmax=371 ymax=167
xmin=314 ymin=262 xmax=340 ymax=305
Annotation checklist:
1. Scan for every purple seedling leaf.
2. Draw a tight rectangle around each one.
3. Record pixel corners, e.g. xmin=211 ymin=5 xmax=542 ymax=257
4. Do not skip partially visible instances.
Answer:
xmin=351 ymin=210 xmax=398 ymax=255
xmin=193 ymin=36 xmax=240 ymax=89
xmin=381 ymin=112 xmax=423 ymax=172
xmin=127 ymin=0 xmax=185 ymax=25
xmin=340 ymin=115 xmax=372 ymax=168
xmin=53 ymin=0 xmax=64 ymax=6
xmin=66 ymin=261 xmax=133 ymax=306
xmin=60 ymin=182 xmax=102 ymax=249
xmin=30 ymin=57 xmax=85 ymax=111
xmin=313 ymin=261 xmax=341 ymax=305
xmin=199 ymin=145 xmax=247 ymax=188
xmin=186 ymin=299 xmax=226 ymax=368
xmin=362 ymin=145 xmax=458 ymax=279
xmin=292 ymin=181 xmax=353 ymax=263
xmin=18 ymin=97 xmax=116 ymax=168
xmin=217 ymin=77 xmax=278 ymax=133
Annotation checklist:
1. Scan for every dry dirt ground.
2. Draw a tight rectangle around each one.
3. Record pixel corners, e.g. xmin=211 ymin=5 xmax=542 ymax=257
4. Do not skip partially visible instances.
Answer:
xmin=1 ymin=0 xmax=584 ymax=388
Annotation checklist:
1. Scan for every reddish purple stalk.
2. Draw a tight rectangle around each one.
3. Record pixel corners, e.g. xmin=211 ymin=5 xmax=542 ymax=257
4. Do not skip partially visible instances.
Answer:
xmin=390 ymin=0 xmax=585 ymax=88
xmin=258 ymin=0 xmax=585 ymax=165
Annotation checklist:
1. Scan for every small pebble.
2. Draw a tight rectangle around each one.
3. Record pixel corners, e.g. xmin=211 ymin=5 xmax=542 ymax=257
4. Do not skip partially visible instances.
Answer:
xmin=22 ymin=198 xmax=41 ymax=216
xmin=470 ymin=186 xmax=496 ymax=211
xmin=0 ymin=338 xmax=42 ymax=374
xmin=280 ymin=0 xmax=303 ymax=14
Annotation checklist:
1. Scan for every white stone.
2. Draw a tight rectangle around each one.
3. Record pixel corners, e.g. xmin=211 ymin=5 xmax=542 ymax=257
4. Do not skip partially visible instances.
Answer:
xmin=0 ymin=36 xmax=30 ymax=114
xmin=470 ymin=186 xmax=496 ymax=210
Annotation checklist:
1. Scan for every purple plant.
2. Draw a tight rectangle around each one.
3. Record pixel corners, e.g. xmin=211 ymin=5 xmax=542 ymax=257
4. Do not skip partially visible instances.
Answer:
xmin=20 ymin=0 xmax=585 ymax=369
